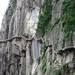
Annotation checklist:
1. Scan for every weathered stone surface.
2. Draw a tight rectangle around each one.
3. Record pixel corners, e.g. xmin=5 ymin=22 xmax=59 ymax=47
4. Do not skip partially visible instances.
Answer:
xmin=0 ymin=0 xmax=75 ymax=75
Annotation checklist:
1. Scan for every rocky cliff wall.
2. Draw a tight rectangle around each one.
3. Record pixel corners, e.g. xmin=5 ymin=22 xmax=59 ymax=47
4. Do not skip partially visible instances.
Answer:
xmin=0 ymin=0 xmax=75 ymax=75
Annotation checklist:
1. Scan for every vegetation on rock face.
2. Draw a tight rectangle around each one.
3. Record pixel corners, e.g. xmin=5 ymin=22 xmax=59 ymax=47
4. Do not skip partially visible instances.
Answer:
xmin=9 ymin=0 xmax=17 ymax=16
xmin=13 ymin=0 xmax=17 ymax=8
xmin=37 ymin=0 xmax=75 ymax=44
xmin=37 ymin=44 xmax=47 ymax=64
xmin=56 ymin=0 xmax=59 ymax=4
xmin=37 ymin=0 xmax=75 ymax=74
xmin=37 ymin=44 xmax=47 ymax=74
xmin=40 ymin=44 xmax=48 ymax=74
xmin=37 ymin=1 xmax=52 ymax=36
xmin=20 ymin=7 xmax=22 ymax=11
xmin=62 ymin=0 xmax=75 ymax=42
xmin=37 ymin=0 xmax=60 ymax=36
xmin=49 ymin=63 xmax=69 ymax=75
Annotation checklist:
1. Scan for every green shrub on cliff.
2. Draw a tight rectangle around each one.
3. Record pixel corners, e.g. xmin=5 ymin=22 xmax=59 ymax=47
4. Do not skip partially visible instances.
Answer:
xmin=37 ymin=1 xmax=52 ymax=36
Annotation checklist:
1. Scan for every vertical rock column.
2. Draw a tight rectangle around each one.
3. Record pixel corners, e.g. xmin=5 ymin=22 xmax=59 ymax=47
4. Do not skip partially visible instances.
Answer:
xmin=26 ymin=41 xmax=32 ymax=75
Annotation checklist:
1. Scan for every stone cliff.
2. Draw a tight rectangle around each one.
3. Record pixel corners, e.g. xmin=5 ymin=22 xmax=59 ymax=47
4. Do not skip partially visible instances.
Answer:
xmin=0 ymin=0 xmax=75 ymax=75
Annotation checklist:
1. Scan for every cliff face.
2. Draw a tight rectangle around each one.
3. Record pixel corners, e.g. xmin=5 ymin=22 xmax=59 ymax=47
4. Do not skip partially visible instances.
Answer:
xmin=0 ymin=0 xmax=75 ymax=75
